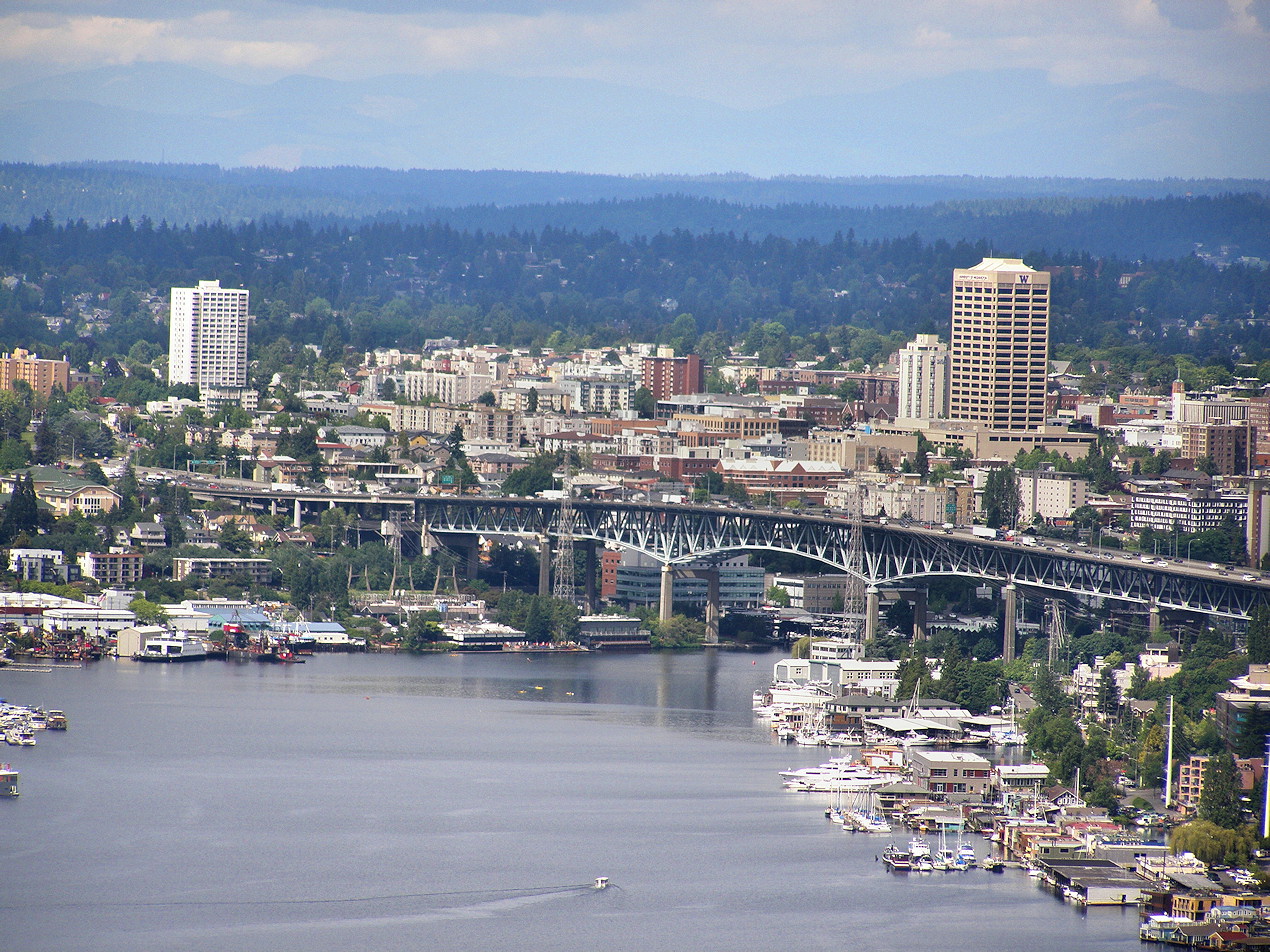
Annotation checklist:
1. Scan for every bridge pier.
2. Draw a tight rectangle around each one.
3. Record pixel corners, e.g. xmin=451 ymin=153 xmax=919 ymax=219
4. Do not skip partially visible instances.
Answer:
xmin=538 ymin=535 xmax=552 ymax=596
xmin=704 ymin=570 xmax=720 ymax=645
xmin=293 ymin=498 xmax=302 ymax=529
xmin=1149 ymin=599 xmax=1161 ymax=634
xmin=1002 ymin=582 xmax=1017 ymax=664
xmin=913 ymin=589 xmax=928 ymax=641
xmin=464 ymin=540 xmax=481 ymax=580
xmin=660 ymin=565 xmax=675 ymax=622
xmin=583 ymin=542 xmax=598 ymax=614
xmin=865 ymin=586 xmax=880 ymax=642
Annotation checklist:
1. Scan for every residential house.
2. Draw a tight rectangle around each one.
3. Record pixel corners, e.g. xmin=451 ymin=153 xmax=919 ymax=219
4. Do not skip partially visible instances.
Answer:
xmin=129 ymin=522 xmax=167 ymax=549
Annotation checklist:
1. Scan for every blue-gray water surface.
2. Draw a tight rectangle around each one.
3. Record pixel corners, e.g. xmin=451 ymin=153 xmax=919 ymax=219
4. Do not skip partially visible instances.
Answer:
xmin=2 ymin=650 xmax=1138 ymax=951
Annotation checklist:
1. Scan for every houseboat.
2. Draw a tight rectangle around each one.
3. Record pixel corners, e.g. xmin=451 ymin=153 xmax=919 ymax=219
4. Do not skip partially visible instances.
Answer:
xmin=136 ymin=635 xmax=208 ymax=662
xmin=1 ymin=763 xmax=18 ymax=796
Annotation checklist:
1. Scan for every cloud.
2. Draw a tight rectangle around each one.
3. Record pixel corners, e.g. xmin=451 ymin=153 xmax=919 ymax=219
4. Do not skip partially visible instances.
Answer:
xmin=0 ymin=0 xmax=1266 ymax=107
xmin=1153 ymin=0 xmax=1232 ymax=30
xmin=0 ymin=11 xmax=320 ymax=73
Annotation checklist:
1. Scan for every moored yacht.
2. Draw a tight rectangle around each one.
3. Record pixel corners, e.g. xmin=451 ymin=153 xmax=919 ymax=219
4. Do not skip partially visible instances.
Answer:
xmin=881 ymin=844 xmax=911 ymax=871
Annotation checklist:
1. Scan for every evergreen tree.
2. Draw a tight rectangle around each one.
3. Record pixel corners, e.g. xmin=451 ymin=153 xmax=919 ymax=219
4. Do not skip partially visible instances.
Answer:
xmin=116 ymin=464 xmax=140 ymax=518
xmin=0 ymin=475 xmax=40 ymax=544
xmin=982 ymin=466 xmax=1021 ymax=529
xmin=1197 ymin=753 xmax=1243 ymax=829
xmin=1234 ymin=706 xmax=1270 ymax=758
xmin=1247 ymin=606 xmax=1270 ymax=664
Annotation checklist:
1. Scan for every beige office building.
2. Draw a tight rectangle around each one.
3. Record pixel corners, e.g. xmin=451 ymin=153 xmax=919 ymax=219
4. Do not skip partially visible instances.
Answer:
xmin=897 ymin=333 xmax=950 ymax=421
xmin=948 ymin=258 xmax=1050 ymax=430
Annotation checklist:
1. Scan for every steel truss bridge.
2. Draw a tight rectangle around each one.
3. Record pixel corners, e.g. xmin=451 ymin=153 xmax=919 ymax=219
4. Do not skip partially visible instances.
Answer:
xmin=190 ymin=485 xmax=1269 ymax=645
xmin=417 ymin=497 xmax=1266 ymax=619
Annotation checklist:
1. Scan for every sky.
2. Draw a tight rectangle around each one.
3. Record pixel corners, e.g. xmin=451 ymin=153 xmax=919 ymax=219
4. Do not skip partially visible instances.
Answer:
xmin=1 ymin=0 xmax=1268 ymax=176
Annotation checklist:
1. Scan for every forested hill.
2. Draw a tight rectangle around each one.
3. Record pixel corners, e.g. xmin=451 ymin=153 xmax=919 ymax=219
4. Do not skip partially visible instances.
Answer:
xmin=375 ymin=193 xmax=1270 ymax=261
xmin=3 ymin=217 xmax=1269 ymax=385
xmin=2 ymin=163 xmax=1269 ymax=260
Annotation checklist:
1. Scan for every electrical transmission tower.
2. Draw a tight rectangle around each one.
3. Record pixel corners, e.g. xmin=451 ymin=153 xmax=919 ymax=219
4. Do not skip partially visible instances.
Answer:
xmin=552 ymin=469 xmax=577 ymax=607
xmin=839 ymin=484 xmax=866 ymax=649
xmin=1047 ymin=598 xmax=1068 ymax=669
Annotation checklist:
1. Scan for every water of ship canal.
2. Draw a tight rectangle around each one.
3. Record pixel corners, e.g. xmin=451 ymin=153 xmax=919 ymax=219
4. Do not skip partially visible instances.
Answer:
xmin=2 ymin=650 xmax=1140 ymax=952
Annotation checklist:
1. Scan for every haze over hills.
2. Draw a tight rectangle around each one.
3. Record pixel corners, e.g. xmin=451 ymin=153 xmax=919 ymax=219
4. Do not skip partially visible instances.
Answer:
xmin=3 ymin=62 xmax=1268 ymax=180
xmin=2 ymin=162 xmax=1269 ymax=261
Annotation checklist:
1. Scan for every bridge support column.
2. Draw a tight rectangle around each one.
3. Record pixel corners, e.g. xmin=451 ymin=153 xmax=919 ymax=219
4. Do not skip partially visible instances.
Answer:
xmin=913 ymin=589 xmax=928 ymax=641
xmin=1003 ymin=583 xmax=1017 ymax=665
xmin=704 ymin=570 xmax=720 ymax=646
xmin=270 ymin=498 xmax=278 ymax=518
xmin=538 ymin=535 xmax=552 ymax=596
xmin=1149 ymin=599 xmax=1162 ymax=635
xmin=660 ymin=565 xmax=675 ymax=622
xmin=583 ymin=542 xmax=598 ymax=614
xmin=865 ymin=586 xmax=880 ymax=642
xmin=465 ymin=540 xmax=481 ymax=580
xmin=293 ymin=498 xmax=302 ymax=529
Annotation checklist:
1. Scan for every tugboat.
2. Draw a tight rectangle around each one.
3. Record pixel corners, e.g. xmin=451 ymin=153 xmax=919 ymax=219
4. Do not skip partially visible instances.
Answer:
xmin=254 ymin=638 xmax=303 ymax=663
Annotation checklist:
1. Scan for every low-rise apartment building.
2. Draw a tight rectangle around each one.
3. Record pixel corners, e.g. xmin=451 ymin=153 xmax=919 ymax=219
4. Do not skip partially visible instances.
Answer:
xmin=1176 ymin=754 xmax=1265 ymax=813
xmin=1129 ymin=489 xmax=1246 ymax=534
xmin=908 ymin=750 xmax=994 ymax=801
xmin=172 ymin=557 xmax=274 ymax=584
xmin=1018 ymin=467 xmax=1089 ymax=522
xmin=79 ymin=550 xmax=145 ymax=586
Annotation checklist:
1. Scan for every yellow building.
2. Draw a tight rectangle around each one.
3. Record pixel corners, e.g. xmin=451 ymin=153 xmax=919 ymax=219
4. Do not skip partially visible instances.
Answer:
xmin=0 ymin=349 xmax=70 ymax=398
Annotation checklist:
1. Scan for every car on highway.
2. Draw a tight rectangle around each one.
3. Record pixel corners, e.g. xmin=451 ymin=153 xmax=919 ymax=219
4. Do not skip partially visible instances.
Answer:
xmin=1245 ymin=574 xmax=1257 ymax=582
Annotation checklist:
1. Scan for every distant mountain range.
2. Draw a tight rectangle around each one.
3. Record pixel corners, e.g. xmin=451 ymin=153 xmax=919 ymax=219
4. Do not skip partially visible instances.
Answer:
xmin=2 ymin=62 xmax=1268 ymax=180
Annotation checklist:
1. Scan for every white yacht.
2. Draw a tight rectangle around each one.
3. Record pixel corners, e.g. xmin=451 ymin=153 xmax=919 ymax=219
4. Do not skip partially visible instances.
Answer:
xmin=5 ymin=727 xmax=36 ymax=746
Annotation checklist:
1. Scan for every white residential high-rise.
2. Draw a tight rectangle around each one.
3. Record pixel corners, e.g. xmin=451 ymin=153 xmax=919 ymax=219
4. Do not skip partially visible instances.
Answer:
xmin=169 ymin=280 xmax=249 ymax=389
xmin=897 ymin=333 xmax=949 ymax=421
xmin=948 ymin=257 xmax=1050 ymax=430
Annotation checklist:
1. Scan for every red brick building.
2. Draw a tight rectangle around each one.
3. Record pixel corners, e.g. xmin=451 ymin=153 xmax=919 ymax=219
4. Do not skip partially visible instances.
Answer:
xmin=642 ymin=354 xmax=705 ymax=401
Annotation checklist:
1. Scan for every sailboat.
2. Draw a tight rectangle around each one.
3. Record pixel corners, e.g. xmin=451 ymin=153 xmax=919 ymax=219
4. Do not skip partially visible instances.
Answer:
xmin=956 ymin=825 xmax=977 ymax=868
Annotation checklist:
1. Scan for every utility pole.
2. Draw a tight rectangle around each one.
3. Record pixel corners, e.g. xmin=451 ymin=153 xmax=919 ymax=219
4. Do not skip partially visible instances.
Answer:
xmin=1164 ymin=695 xmax=1175 ymax=809
xmin=1263 ymin=734 xmax=1270 ymax=840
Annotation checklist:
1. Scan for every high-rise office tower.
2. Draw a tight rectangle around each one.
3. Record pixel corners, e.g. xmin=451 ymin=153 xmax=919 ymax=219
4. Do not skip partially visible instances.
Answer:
xmin=169 ymin=280 xmax=249 ymax=389
xmin=897 ymin=333 xmax=950 ymax=421
xmin=948 ymin=257 xmax=1050 ymax=430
